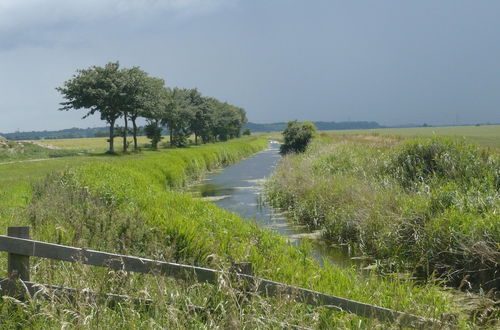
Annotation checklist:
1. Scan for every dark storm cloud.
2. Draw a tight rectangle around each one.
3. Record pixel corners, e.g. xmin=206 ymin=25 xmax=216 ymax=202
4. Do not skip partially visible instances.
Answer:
xmin=1 ymin=0 xmax=499 ymax=132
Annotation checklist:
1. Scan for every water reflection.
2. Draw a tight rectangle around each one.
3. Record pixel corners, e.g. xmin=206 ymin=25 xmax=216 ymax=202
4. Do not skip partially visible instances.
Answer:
xmin=189 ymin=141 xmax=363 ymax=267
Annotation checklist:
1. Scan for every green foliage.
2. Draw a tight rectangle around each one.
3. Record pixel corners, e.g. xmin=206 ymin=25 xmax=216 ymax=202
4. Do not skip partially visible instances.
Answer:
xmin=144 ymin=121 xmax=163 ymax=149
xmin=58 ymin=63 xmax=248 ymax=152
xmin=279 ymin=120 xmax=317 ymax=154
xmin=242 ymin=128 xmax=251 ymax=136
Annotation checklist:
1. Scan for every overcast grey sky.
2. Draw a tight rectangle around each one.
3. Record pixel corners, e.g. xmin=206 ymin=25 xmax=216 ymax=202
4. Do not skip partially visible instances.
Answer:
xmin=1 ymin=0 xmax=499 ymax=132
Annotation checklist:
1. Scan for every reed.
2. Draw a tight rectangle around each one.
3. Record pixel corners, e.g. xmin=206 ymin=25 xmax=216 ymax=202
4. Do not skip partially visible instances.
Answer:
xmin=266 ymin=135 xmax=499 ymax=298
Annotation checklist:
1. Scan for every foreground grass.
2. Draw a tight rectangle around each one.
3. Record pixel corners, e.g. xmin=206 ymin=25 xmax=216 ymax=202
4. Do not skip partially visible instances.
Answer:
xmin=0 ymin=136 xmax=487 ymax=328
xmin=266 ymin=134 xmax=499 ymax=300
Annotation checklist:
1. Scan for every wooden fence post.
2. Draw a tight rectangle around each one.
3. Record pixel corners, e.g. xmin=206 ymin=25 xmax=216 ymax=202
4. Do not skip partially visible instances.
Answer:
xmin=232 ymin=262 xmax=254 ymax=302
xmin=232 ymin=262 xmax=253 ymax=277
xmin=7 ymin=226 xmax=30 ymax=281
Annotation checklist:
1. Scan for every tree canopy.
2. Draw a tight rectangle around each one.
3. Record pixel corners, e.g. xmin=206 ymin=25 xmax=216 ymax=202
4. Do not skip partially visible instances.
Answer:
xmin=57 ymin=62 xmax=127 ymax=153
xmin=57 ymin=62 xmax=247 ymax=152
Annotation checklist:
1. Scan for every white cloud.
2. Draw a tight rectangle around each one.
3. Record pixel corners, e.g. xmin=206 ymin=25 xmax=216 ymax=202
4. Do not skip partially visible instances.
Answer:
xmin=0 ymin=0 xmax=232 ymax=32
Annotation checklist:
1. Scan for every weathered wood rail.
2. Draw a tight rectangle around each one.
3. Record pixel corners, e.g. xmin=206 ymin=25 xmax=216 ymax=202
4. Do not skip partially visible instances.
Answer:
xmin=0 ymin=227 xmax=442 ymax=327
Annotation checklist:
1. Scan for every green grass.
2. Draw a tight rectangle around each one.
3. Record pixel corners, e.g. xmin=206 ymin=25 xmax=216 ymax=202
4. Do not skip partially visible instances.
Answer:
xmin=325 ymin=125 xmax=500 ymax=148
xmin=0 ymin=135 xmax=491 ymax=328
xmin=266 ymin=134 xmax=499 ymax=297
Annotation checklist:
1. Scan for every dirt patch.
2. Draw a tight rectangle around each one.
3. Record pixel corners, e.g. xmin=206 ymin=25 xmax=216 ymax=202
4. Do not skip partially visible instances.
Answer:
xmin=29 ymin=141 xmax=61 ymax=150
xmin=0 ymin=136 xmax=9 ymax=148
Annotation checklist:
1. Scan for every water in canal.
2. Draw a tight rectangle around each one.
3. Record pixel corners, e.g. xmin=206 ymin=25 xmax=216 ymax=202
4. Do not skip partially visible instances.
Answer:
xmin=189 ymin=141 xmax=362 ymax=267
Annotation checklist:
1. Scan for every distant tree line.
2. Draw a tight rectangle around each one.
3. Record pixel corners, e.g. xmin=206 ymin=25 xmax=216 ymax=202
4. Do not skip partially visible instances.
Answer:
xmin=1 ymin=120 xmax=382 ymax=141
xmin=0 ymin=127 xmax=107 ymax=140
xmin=245 ymin=121 xmax=382 ymax=132
xmin=56 ymin=62 xmax=247 ymax=153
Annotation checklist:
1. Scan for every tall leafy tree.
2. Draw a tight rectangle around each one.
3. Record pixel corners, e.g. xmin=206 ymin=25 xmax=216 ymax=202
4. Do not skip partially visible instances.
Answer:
xmin=211 ymin=102 xmax=247 ymax=141
xmin=122 ymin=67 xmax=166 ymax=150
xmin=162 ymin=88 xmax=193 ymax=147
xmin=57 ymin=62 xmax=127 ymax=153
xmin=184 ymin=89 xmax=208 ymax=144
xmin=142 ymin=83 xmax=169 ymax=149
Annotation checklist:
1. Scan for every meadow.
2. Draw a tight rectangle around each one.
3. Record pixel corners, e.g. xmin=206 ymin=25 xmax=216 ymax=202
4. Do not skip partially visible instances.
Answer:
xmin=0 ymin=134 xmax=484 ymax=328
xmin=40 ymin=136 xmax=154 ymax=152
xmin=326 ymin=124 xmax=500 ymax=148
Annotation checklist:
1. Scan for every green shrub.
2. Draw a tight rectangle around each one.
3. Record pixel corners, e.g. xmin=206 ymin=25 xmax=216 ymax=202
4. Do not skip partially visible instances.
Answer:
xmin=144 ymin=121 xmax=163 ymax=149
xmin=279 ymin=120 xmax=316 ymax=154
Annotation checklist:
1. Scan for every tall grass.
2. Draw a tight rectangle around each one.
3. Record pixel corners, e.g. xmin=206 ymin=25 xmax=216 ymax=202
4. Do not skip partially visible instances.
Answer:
xmin=0 ymin=136 xmax=486 ymax=328
xmin=266 ymin=135 xmax=499 ymax=296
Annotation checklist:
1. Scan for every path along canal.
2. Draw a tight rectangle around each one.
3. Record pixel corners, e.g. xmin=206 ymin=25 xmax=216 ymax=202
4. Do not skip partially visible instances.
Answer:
xmin=189 ymin=141 xmax=363 ymax=267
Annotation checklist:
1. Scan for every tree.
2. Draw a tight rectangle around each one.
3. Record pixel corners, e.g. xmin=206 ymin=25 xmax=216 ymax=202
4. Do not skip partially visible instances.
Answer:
xmin=211 ymin=102 xmax=247 ymax=141
xmin=162 ymin=88 xmax=193 ymax=147
xmin=144 ymin=121 xmax=163 ymax=149
xmin=185 ymin=89 xmax=207 ymax=145
xmin=122 ymin=67 xmax=166 ymax=150
xmin=279 ymin=120 xmax=316 ymax=154
xmin=57 ymin=62 xmax=127 ymax=153
xmin=234 ymin=106 xmax=248 ymax=138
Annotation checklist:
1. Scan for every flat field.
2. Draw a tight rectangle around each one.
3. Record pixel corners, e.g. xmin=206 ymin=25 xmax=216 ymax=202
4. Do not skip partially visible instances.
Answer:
xmin=326 ymin=125 xmax=500 ymax=147
xmin=27 ymin=135 xmax=155 ymax=152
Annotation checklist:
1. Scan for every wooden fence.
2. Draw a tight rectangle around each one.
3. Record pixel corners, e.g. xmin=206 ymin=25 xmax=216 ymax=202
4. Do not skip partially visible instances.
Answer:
xmin=0 ymin=226 xmax=442 ymax=327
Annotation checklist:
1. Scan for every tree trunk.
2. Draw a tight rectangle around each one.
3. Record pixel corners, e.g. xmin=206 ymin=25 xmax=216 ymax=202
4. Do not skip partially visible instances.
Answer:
xmin=132 ymin=116 xmax=138 ymax=150
xmin=123 ymin=112 xmax=128 ymax=152
xmin=109 ymin=119 xmax=115 ymax=153
xmin=169 ymin=126 xmax=173 ymax=147
xmin=195 ymin=133 xmax=198 ymax=145
xmin=153 ymin=119 xmax=159 ymax=149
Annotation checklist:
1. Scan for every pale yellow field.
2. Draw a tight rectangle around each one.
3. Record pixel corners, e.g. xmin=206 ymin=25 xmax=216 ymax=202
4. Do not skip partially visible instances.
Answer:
xmin=325 ymin=125 xmax=500 ymax=148
xmin=26 ymin=136 xmax=160 ymax=152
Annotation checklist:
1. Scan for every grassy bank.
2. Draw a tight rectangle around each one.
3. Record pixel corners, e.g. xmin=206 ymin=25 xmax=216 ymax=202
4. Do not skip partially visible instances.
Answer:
xmin=266 ymin=134 xmax=499 ymax=295
xmin=0 ymin=136 xmax=489 ymax=328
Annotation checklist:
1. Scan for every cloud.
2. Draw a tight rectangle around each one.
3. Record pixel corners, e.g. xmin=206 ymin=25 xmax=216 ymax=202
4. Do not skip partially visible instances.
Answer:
xmin=0 ymin=0 xmax=235 ymax=50
xmin=0 ymin=0 xmax=232 ymax=32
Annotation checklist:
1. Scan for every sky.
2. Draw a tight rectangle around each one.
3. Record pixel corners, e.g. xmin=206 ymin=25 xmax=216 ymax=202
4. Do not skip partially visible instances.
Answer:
xmin=0 ymin=0 xmax=499 ymax=132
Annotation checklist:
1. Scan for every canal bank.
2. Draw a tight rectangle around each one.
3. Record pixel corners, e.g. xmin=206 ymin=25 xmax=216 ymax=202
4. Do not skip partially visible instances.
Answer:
xmin=189 ymin=141 xmax=364 ymax=267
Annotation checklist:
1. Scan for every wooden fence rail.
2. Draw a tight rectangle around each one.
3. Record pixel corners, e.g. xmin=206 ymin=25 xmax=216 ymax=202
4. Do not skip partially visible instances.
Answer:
xmin=0 ymin=227 xmax=442 ymax=327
